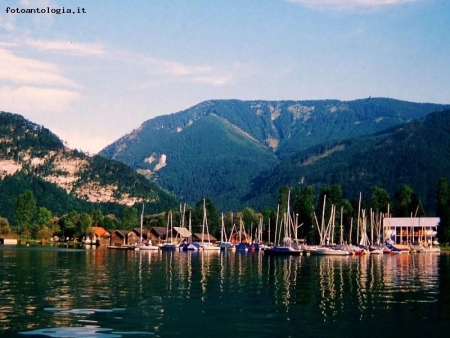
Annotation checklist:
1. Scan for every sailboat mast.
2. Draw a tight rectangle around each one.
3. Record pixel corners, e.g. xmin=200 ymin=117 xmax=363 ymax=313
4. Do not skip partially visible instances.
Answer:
xmin=202 ymin=199 xmax=206 ymax=243
xmin=140 ymin=203 xmax=144 ymax=245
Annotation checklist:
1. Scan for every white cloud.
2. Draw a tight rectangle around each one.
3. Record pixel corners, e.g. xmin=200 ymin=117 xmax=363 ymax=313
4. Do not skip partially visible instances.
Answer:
xmin=25 ymin=39 xmax=106 ymax=56
xmin=0 ymin=86 xmax=81 ymax=114
xmin=131 ymin=52 xmax=213 ymax=77
xmin=0 ymin=16 xmax=15 ymax=31
xmin=0 ymin=48 xmax=79 ymax=87
xmin=124 ymin=51 xmax=237 ymax=88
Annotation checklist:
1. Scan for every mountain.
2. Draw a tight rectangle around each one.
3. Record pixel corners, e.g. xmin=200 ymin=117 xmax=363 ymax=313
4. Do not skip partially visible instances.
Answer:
xmin=100 ymin=98 xmax=450 ymax=211
xmin=245 ymin=109 xmax=450 ymax=213
xmin=0 ymin=112 xmax=178 ymax=222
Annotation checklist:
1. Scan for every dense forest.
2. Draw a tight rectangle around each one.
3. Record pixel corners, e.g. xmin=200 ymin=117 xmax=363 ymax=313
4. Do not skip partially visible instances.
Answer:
xmin=245 ymin=110 xmax=450 ymax=213
xmin=100 ymin=98 xmax=450 ymax=211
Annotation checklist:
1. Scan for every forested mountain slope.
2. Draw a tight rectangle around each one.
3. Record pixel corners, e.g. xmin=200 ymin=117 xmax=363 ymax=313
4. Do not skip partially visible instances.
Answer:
xmin=0 ymin=112 xmax=178 ymax=222
xmin=245 ymin=109 xmax=450 ymax=213
xmin=100 ymin=98 xmax=449 ymax=211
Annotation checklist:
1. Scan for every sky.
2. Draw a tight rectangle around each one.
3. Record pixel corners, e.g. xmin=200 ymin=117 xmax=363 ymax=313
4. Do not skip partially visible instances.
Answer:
xmin=0 ymin=0 xmax=449 ymax=154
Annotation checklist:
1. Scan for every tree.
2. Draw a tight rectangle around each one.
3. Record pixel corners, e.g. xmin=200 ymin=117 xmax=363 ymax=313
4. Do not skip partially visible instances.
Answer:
xmin=240 ymin=207 xmax=260 ymax=239
xmin=394 ymin=184 xmax=416 ymax=217
xmin=292 ymin=185 xmax=315 ymax=241
xmin=58 ymin=211 xmax=77 ymax=240
xmin=192 ymin=199 xmax=220 ymax=237
xmin=38 ymin=226 xmax=54 ymax=244
xmin=370 ymin=186 xmax=391 ymax=214
xmin=90 ymin=208 xmax=104 ymax=226
xmin=75 ymin=213 xmax=93 ymax=238
xmin=277 ymin=185 xmax=290 ymax=215
xmin=0 ymin=217 xmax=12 ymax=235
xmin=36 ymin=207 xmax=52 ymax=227
xmin=121 ymin=206 xmax=138 ymax=229
xmin=103 ymin=214 xmax=119 ymax=229
xmin=14 ymin=190 xmax=36 ymax=239
xmin=436 ymin=178 xmax=450 ymax=244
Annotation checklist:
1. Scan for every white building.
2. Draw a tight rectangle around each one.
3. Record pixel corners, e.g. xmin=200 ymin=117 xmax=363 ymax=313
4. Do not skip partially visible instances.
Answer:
xmin=383 ymin=217 xmax=439 ymax=245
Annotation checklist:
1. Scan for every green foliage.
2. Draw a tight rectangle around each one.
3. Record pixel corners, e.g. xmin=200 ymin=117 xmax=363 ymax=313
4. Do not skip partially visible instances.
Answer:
xmin=292 ymin=185 xmax=316 ymax=240
xmin=393 ymin=184 xmax=416 ymax=217
xmin=0 ymin=217 xmax=12 ymax=235
xmin=246 ymin=110 xmax=450 ymax=215
xmin=14 ymin=190 xmax=36 ymax=237
xmin=36 ymin=207 xmax=52 ymax=227
xmin=436 ymin=178 xmax=450 ymax=244
xmin=100 ymin=99 xmax=450 ymax=211
xmin=191 ymin=199 xmax=220 ymax=238
xmin=370 ymin=186 xmax=391 ymax=213
xmin=121 ymin=206 xmax=138 ymax=230
xmin=38 ymin=226 xmax=54 ymax=241
xmin=0 ymin=112 xmax=179 ymax=228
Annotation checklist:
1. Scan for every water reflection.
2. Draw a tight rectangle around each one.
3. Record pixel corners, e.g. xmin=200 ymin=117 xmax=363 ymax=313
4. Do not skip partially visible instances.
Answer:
xmin=0 ymin=246 xmax=447 ymax=337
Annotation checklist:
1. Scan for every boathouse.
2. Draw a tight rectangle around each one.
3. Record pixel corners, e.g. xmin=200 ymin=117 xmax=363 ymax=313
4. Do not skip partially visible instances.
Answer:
xmin=149 ymin=227 xmax=168 ymax=245
xmin=383 ymin=217 xmax=439 ymax=245
xmin=90 ymin=226 xmax=110 ymax=246
xmin=0 ymin=237 xmax=18 ymax=245
xmin=192 ymin=233 xmax=218 ymax=244
xmin=109 ymin=230 xmax=130 ymax=247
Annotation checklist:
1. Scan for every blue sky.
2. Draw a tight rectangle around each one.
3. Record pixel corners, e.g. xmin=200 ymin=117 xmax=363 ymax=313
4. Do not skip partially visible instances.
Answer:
xmin=1 ymin=0 xmax=449 ymax=153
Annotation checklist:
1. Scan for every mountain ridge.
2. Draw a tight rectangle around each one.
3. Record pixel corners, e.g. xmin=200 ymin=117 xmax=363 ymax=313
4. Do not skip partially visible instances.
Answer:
xmin=0 ymin=111 xmax=178 ymax=222
xmin=99 ymin=97 xmax=450 ymax=211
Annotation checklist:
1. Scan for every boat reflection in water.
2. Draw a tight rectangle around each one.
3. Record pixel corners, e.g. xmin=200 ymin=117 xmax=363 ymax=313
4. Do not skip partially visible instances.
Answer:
xmin=0 ymin=246 xmax=447 ymax=337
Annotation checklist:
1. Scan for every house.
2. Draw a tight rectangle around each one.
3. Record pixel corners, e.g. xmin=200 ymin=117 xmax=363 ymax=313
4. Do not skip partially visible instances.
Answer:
xmin=0 ymin=237 xmax=18 ymax=245
xmin=109 ymin=230 xmax=131 ymax=247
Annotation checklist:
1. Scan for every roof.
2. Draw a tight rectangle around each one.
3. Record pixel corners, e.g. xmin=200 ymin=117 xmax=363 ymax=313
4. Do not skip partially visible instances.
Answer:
xmin=193 ymin=233 xmax=217 ymax=242
xmin=383 ymin=217 xmax=440 ymax=228
xmin=131 ymin=228 xmax=148 ymax=236
xmin=173 ymin=227 xmax=192 ymax=238
xmin=110 ymin=229 xmax=130 ymax=238
xmin=91 ymin=226 xmax=108 ymax=238
xmin=150 ymin=227 xmax=168 ymax=237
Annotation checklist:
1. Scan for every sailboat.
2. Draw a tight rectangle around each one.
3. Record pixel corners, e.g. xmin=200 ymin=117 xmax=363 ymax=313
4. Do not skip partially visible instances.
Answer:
xmin=179 ymin=209 xmax=200 ymax=251
xmin=308 ymin=198 xmax=349 ymax=256
xmin=134 ymin=204 xmax=159 ymax=251
xmin=265 ymin=192 xmax=302 ymax=256
xmin=219 ymin=213 xmax=235 ymax=250
xmin=160 ymin=210 xmax=177 ymax=250
xmin=200 ymin=199 xmax=220 ymax=251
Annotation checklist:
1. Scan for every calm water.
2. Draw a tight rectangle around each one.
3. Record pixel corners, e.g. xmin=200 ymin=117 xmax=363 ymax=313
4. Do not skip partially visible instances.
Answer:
xmin=1 ymin=246 xmax=450 ymax=338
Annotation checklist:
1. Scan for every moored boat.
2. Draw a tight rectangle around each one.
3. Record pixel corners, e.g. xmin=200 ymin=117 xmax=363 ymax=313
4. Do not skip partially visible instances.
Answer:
xmin=388 ymin=244 xmax=410 ymax=254
xmin=309 ymin=246 xmax=349 ymax=256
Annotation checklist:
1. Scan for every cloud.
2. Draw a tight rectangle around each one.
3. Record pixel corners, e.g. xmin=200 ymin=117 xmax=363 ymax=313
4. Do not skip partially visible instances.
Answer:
xmin=25 ymin=39 xmax=106 ymax=56
xmin=131 ymin=52 xmax=213 ymax=77
xmin=0 ymin=86 xmax=81 ymax=114
xmin=286 ymin=0 xmax=420 ymax=9
xmin=0 ymin=16 xmax=15 ymax=31
xmin=118 ymin=50 xmax=235 ymax=88
xmin=0 ymin=48 xmax=79 ymax=87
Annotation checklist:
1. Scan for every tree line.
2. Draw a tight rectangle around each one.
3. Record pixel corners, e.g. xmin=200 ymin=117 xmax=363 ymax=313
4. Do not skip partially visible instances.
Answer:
xmin=1 ymin=178 xmax=449 ymax=245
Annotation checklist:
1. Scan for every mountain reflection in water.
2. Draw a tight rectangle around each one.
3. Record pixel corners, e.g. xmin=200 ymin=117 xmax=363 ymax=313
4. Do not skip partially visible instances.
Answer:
xmin=0 ymin=246 xmax=449 ymax=337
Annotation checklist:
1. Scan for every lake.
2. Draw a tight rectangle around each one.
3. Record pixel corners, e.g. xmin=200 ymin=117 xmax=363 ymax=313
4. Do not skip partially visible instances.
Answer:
xmin=1 ymin=245 xmax=450 ymax=337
